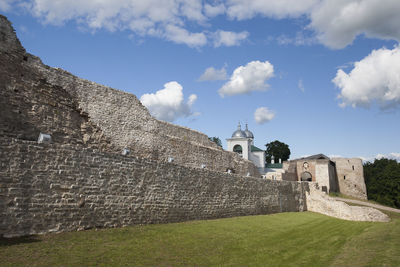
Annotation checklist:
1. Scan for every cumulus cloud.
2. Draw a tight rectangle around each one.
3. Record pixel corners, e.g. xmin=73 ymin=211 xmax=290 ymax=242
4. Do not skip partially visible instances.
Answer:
xmin=254 ymin=107 xmax=275 ymax=124
xmin=198 ymin=65 xmax=227 ymax=81
xmin=140 ymin=81 xmax=197 ymax=122
xmin=212 ymin=30 xmax=249 ymax=47
xmin=225 ymin=0 xmax=400 ymax=49
xmin=164 ymin=24 xmax=207 ymax=47
xmin=310 ymin=0 xmax=400 ymax=49
xmin=218 ymin=60 xmax=274 ymax=97
xmin=333 ymin=46 xmax=400 ymax=109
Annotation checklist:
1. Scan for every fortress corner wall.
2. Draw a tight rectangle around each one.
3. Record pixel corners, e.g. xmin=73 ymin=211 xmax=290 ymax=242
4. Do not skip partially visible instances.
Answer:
xmin=332 ymin=158 xmax=367 ymax=200
xmin=0 ymin=138 xmax=307 ymax=238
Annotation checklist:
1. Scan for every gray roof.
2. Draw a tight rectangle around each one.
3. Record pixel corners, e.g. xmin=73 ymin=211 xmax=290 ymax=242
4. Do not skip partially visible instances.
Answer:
xmin=244 ymin=124 xmax=254 ymax=139
xmin=231 ymin=122 xmax=247 ymax=138
xmin=300 ymin=154 xmax=330 ymax=160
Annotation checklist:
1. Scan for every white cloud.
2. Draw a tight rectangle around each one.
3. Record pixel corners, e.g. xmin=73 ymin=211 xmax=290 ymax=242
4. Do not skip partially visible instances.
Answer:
xmin=333 ymin=46 xmax=400 ymax=109
xmin=275 ymin=32 xmax=316 ymax=46
xmin=225 ymin=0 xmax=400 ymax=49
xmin=376 ymin=153 xmax=400 ymax=161
xmin=218 ymin=60 xmax=274 ymax=97
xmin=198 ymin=65 xmax=227 ymax=81
xmin=310 ymin=0 xmax=400 ymax=49
xmin=164 ymin=24 xmax=207 ymax=47
xmin=254 ymin=107 xmax=275 ymax=124
xmin=204 ymin=3 xmax=225 ymax=17
xmin=276 ymin=35 xmax=293 ymax=46
xmin=298 ymin=79 xmax=305 ymax=92
xmin=361 ymin=153 xmax=400 ymax=163
xmin=0 ymin=0 xmax=16 ymax=11
xmin=140 ymin=81 xmax=197 ymax=122
xmin=7 ymin=0 xmax=400 ymax=49
xmin=6 ymin=0 xmax=209 ymax=47
xmin=213 ymin=30 xmax=249 ymax=47
xmin=226 ymin=0 xmax=318 ymax=20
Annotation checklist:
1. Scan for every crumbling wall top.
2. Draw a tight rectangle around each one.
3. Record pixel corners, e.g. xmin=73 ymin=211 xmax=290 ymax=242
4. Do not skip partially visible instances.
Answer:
xmin=0 ymin=15 xmax=24 ymax=54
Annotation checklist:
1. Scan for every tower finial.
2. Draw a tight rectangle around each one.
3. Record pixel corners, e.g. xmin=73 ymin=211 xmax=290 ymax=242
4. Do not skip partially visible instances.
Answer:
xmin=237 ymin=121 xmax=241 ymax=130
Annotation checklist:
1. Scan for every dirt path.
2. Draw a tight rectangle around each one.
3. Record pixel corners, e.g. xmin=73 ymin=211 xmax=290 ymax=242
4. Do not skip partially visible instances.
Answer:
xmin=333 ymin=197 xmax=400 ymax=213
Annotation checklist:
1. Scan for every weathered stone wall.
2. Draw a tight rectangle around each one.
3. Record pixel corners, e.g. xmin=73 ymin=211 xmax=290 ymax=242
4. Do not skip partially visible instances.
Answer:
xmin=282 ymin=161 xmax=298 ymax=181
xmin=0 ymin=15 xmax=113 ymax=150
xmin=0 ymin=15 xmax=259 ymax=177
xmin=315 ymin=162 xmax=330 ymax=191
xmin=0 ymin=138 xmax=307 ymax=238
xmin=332 ymin=158 xmax=367 ymax=200
xmin=306 ymin=183 xmax=388 ymax=222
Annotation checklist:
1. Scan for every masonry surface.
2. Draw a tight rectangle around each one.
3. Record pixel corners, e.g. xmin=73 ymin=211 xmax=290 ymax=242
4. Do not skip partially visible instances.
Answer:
xmin=0 ymin=15 xmax=312 ymax=237
xmin=0 ymin=138 xmax=309 ymax=237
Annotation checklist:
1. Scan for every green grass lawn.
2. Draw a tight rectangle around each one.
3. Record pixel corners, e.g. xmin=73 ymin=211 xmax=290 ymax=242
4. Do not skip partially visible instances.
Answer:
xmin=1 ymin=211 xmax=399 ymax=266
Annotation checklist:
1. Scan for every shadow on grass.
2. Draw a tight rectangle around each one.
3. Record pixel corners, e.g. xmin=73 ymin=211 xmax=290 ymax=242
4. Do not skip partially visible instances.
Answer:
xmin=0 ymin=236 xmax=41 ymax=247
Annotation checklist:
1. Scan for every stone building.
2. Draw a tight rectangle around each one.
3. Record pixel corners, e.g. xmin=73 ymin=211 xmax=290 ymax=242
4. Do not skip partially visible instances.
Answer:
xmin=226 ymin=123 xmax=265 ymax=173
xmin=282 ymin=154 xmax=367 ymax=200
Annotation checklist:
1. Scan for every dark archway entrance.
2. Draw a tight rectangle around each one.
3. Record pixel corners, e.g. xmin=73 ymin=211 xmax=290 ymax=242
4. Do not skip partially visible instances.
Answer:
xmin=301 ymin=171 xmax=312 ymax=182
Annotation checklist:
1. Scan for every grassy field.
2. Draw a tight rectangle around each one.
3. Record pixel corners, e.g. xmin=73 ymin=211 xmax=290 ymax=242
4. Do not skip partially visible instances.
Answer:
xmin=1 ymin=211 xmax=399 ymax=266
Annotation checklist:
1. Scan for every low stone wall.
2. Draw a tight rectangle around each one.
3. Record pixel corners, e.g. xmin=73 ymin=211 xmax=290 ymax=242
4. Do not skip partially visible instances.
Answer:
xmin=0 ymin=138 xmax=308 ymax=238
xmin=306 ymin=183 xmax=389 ymax=222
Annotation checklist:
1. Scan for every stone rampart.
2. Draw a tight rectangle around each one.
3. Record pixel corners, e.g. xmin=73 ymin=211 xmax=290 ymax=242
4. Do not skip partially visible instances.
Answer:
xmin=0 ymin=14 xmax=259 ymax=177
xmin=0 ymin=138 xmax=307 ymax=237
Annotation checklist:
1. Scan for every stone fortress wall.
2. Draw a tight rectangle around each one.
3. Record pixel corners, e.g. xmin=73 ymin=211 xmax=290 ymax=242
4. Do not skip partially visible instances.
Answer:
xmin=0 ymin=15 xmax=259 ymax=177
xmin=332 ymin=158 xmax=367 ymax=200
xmin=0 ymin=15 xmax=285 ymax=237
xmin=0 ymin=137 xmax=308 ymax=237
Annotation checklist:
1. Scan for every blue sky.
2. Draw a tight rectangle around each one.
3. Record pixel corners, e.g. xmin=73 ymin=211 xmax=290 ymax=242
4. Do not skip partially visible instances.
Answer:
xmin=2 ymin=0 xmax=399 ymax=161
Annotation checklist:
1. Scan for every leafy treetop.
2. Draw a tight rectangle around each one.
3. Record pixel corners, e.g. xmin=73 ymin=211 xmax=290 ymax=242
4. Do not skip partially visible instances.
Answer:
xmin=265 ymin=140 xmax=290 ymax=162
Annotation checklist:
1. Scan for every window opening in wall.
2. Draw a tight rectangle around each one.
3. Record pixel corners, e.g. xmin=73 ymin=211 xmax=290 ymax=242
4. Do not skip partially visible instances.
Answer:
xmin=344 ymin=175 xmax=346 ymax=180
xmin=233 ymin=144 xmax=243 ymax=156
xmin=352 ymin=165 xmax=354 ymax=170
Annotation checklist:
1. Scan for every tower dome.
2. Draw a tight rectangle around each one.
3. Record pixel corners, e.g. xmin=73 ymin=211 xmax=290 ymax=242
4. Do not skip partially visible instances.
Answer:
xmin=231 ymin=122 xmax=246 ymax=138
xmin=244 ymin=123 xmax=254 ymax=139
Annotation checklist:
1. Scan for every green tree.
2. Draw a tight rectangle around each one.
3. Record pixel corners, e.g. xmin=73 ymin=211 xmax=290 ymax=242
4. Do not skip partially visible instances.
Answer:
xmin=265 ymin=140 xmax=290 ymax=163
xmin=364 ymin=158 xmax=400 ymax=208
xmin=208 ymin=137 xmax=222 ymax=147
